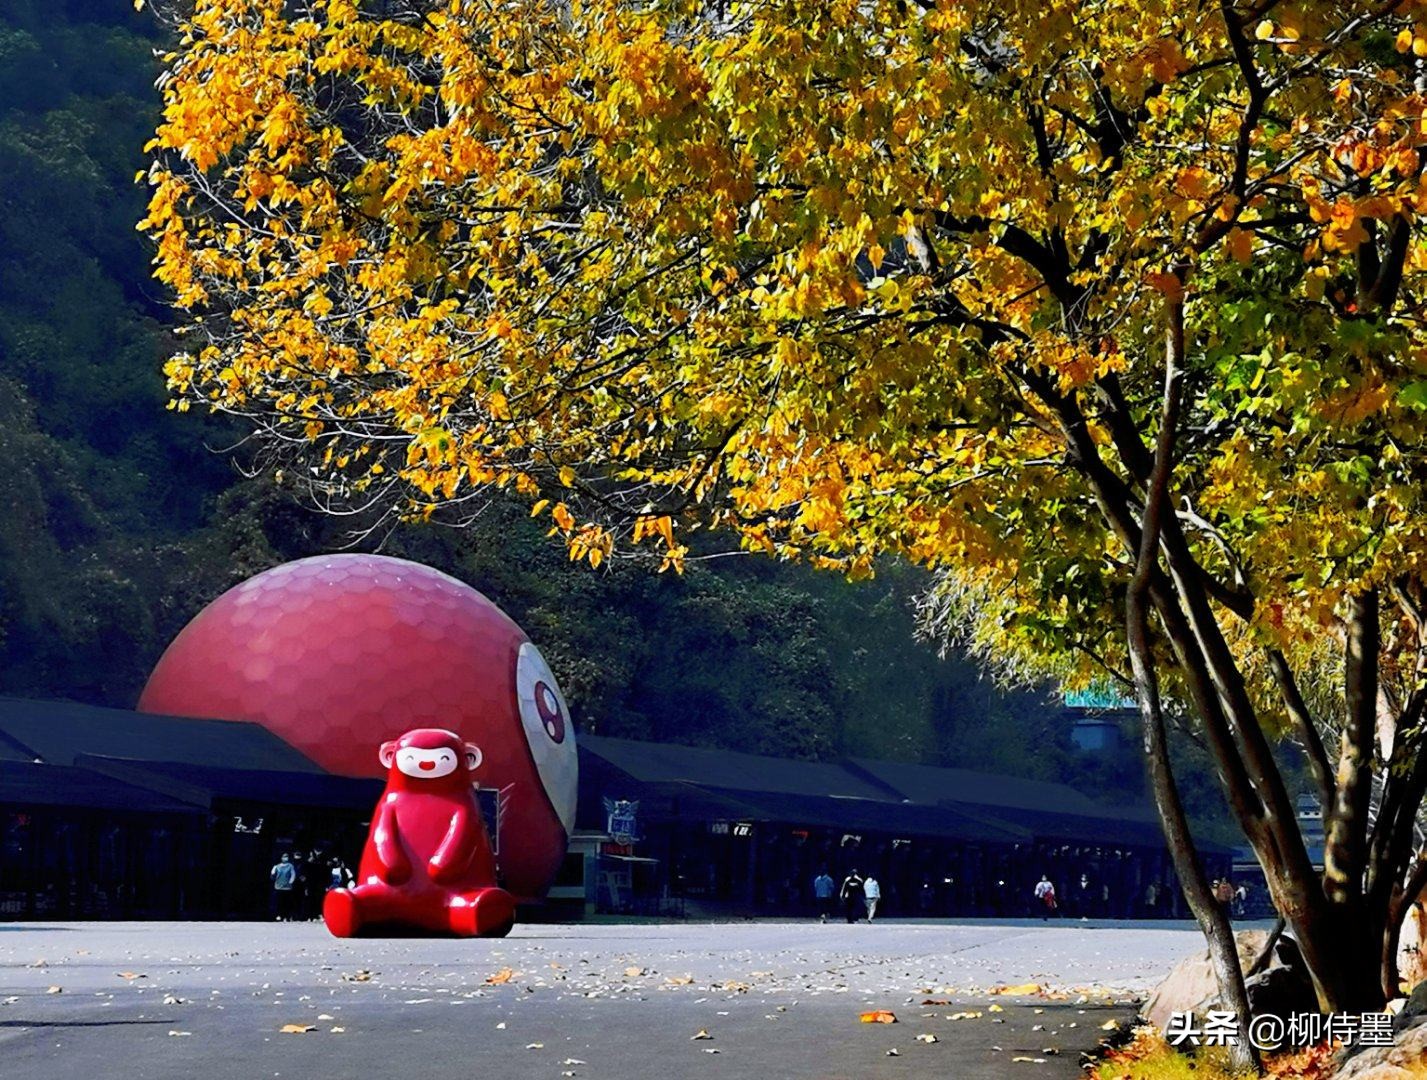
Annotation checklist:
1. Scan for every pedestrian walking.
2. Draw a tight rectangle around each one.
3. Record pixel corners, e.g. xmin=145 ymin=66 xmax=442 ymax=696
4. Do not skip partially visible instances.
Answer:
xmin=863 ymin=875 xmax=881 ymax=921
xmin=813 ymin=869 xmax=836 ymax=922
xmin=1033 ymin=874 xmax=1057 ymax=919
xmin=839 ymin=869 xmax=864 ymax=924
xmin=270 ymin=853 xmax=297 ymax=921
xmin=1213 ymin=878 xmax=1235 ymax=915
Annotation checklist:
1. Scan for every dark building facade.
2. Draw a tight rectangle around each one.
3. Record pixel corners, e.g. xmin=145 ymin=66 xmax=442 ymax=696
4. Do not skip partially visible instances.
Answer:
xmin=0 ymin=697 xmax=1229 ymax=921
xmin=574 ymin=736 xmax=1231 ymax=919
xmin=0 ymin=697 xmax=379 ymax=919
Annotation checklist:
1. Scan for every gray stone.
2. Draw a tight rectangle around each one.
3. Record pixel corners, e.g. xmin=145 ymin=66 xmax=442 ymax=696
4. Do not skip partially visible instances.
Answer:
xmin=1337 ymin=1017 xmax=1427 ymax=1079
xmin=1398 ymin=976 xmax=1427 ymax=1029
xmin=1241 ymin=965 xmax=1316 ymax=1022
xmin=1143 ymin=929 xmax=1279 ymax=1031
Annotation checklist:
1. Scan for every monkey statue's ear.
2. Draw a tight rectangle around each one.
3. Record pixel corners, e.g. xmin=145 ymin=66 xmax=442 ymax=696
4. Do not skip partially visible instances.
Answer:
xmin=464 ymin=743 xmax=483 ymax=772
xmin=379 ymin=741 xmax=398 ymax=769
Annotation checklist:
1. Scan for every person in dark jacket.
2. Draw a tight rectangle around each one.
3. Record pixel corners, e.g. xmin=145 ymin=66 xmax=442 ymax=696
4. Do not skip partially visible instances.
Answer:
xmin=839 ymin=869 xmax=865 ymax=923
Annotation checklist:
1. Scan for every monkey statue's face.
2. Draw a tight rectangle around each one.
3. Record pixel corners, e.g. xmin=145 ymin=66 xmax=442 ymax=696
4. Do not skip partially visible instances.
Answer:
xmin=379 ymin=729 xmax=481 ymax=783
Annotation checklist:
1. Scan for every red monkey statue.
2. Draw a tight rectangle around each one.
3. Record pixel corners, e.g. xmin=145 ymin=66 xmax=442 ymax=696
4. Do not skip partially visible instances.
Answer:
xmin=323 ymin=728 xmax=516 ymax=937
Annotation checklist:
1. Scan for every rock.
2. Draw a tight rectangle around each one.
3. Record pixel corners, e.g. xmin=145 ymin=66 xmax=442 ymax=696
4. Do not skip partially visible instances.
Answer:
xmin=1143 ymin=930 xmax=1274 ymax=1031
xmin=1241 ymin=965 xmax=1315 ymax=1022
xmin=1337 ymin=1018 xmax=1427 ymax=1079
xmin=1395 ymin=979 xmax=1427 ymax=1032
xmin=1400 ymin=904 xmax=1427 ymax=994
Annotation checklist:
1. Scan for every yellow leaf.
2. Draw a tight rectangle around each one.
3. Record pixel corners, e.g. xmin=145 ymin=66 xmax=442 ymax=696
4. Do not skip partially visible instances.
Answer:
xmin=1255 ymin=20 xmax=1274 ymax=39
xmin=860 ymin=1010 xmax=898 ymax=1024
xmin=559 ymin=465 xmax=577 ymax=487
xmin=530 ymin=499 xmax=550 ymax=517
xmin=281 ymin=1024 xmax=317 ymax=1034
xmin=486 ymin=968 xmax=516 ymax=985
xmin=552 ymin=503 xmax=575 ymax=531
xmin=990 ymin=983 xmax=1044 ymax=996
xmin=1227 ymin=228 xmax=1254 ymax=264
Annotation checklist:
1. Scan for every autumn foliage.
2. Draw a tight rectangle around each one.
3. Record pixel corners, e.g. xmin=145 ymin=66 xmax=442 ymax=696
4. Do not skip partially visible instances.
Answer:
xmin=145 ymin=0 xmax=1427 ymax=1023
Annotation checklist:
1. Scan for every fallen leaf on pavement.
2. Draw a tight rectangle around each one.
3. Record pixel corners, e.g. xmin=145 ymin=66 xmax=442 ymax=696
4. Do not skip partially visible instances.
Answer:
xmin=526 ymin=1043 xmax=545 ymax=1049
xmin=168 ymin=1030 xmax=191 ymax=1037
xmin=885 ymin=1048 xmax=900 ymax=1057
xmin=1011 ymin=1057 xmax=1047 ymax=1063
xmin=991 ymin=983 xmax=1043 ymax=996
xmin=624 ymin=966 xmax=644 ymax=977
xmin=486 ymin=968 xmax=516 ymax=985
xmin=921 ymin=998 xmax=950 ymax=1005
xmin=342 ymin=970 xmax=372 ymax=982
xmin=116 ymin=973 xmax=146 ymax=981
xmin=280 ymin=1024 xmax=316 ymax=1034
xmin=916 ymin=1034 xmax=938 ymax=1043
xmin=860 ymin=1010 xmax=897 ymax=1024
xmin=1101 ymin=1019 xmax=1120 ymax=1031
xmin=330 ymin=1027 xmax=346 ymax=1033
xmin=702 ymin=1048 xmax=721 ymax=1054
xmin=947 ymin=1011 xmax=982 ymax=1020
xmin=46 ymin=986 xmax=62 ymax=995
xmin=691 ymin=1029 xmax=713 ymax=1040
xmin=666 ymin=976 xmax=695 ymax=986
xmin=987 ymin=1004 xmax=1004 ymax=1012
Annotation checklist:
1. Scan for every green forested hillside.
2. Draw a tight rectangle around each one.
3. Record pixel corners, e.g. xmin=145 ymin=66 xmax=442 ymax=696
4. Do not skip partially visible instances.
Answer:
xmin=0 ymin=1 xmax=1195 ymax=821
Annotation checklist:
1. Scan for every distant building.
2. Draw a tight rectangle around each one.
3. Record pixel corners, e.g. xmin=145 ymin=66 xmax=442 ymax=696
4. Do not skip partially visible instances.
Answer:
xmin=0 ymin=696 xmax=1230 ymax=921
xmin=1064 ymin=687 xmax=1133 ymax=757
xmin=572 ymin=735 xmax=1229 ymax=919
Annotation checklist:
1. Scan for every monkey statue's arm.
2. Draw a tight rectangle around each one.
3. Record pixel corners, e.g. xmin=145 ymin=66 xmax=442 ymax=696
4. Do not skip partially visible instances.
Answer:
xmin=372 ymin=798 xmax=411 ymax=885
xmin=428 ymin=804 xmax=478 ymax=884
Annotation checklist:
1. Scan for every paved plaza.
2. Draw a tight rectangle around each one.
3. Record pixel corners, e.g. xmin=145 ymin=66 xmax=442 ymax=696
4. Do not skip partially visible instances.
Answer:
xmin=0 ymin=919 xmax=1224 ymax=1079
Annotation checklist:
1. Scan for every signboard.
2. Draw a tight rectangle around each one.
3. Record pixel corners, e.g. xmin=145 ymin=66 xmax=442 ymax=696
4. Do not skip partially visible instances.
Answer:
xmin=604 ymin=798 xmax=640 ymax=845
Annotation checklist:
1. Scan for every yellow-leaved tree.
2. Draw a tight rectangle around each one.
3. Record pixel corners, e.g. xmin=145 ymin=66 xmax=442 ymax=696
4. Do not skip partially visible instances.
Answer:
xmin=144 ymin=0 xmax=1427 ymax=1048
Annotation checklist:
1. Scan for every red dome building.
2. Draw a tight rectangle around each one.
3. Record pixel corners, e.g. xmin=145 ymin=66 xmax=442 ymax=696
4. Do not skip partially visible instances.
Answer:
xmin=138 ymin=554 xmax=577 ymax=900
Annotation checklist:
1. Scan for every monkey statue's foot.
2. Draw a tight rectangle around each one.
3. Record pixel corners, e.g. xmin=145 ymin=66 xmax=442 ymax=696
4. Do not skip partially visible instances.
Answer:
xmin=322 ymin=888 xmax=361 ymax=938
xmin=449 ymin=887 xmax=516 ymax=938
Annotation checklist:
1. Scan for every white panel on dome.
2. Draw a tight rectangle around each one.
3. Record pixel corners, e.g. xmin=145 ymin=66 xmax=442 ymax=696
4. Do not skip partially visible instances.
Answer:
xmin=515 ymin=641 xmax=578 ymax=833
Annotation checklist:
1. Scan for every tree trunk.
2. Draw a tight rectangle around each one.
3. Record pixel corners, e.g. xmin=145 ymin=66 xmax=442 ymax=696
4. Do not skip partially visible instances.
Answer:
xmin=1126 ymin=281 xmax=1258 ymax=1073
